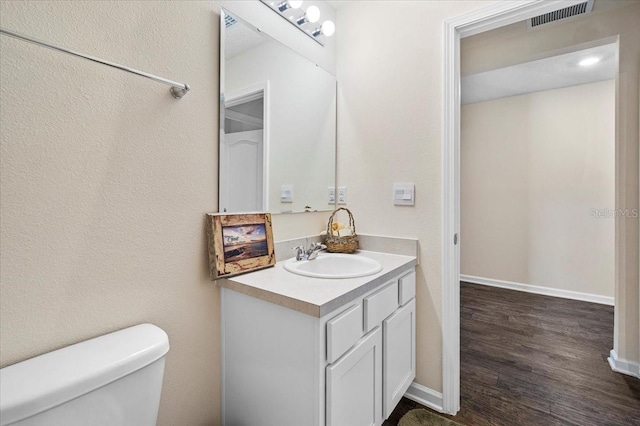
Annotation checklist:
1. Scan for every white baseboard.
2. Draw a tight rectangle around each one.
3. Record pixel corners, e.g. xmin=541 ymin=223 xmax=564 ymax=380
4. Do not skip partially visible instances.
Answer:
xmin=404 ymin=382 xmax=444 ymax=413
xmin=460 ymin=275 xmax=614 ymax=306
xmin=608 ymin=349 xmax=640 ymax=378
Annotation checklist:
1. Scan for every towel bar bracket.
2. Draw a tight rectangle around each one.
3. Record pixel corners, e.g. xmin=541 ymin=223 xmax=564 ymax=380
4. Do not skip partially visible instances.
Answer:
xmin=170 ymin=84 xmax=190 ymax=99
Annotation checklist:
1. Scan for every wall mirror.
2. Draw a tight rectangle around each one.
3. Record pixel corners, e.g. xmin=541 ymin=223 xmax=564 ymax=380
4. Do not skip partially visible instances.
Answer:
xmin=219 ymin=8 xmax=337 ymax=214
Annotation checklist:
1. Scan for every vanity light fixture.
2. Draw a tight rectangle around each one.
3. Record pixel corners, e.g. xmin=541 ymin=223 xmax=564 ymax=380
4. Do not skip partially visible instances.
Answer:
xmin=579 ymin=56 xmax=601 ymax=67
xmin=296 ymin=5 xmax=321 ymax=26
xmin=277 ymin=0 xmax=303 ymax=12
xmin=261 ymin=0 xmax=335 ymax=46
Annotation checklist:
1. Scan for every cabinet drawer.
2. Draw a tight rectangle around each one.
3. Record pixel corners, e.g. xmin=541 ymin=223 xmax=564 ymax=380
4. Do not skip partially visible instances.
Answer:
xmin=327 ymin=304 xmax=363 ymax=363
xmin=398 ymin=270 xmax=416 ymax=305
xmin=364 ymin=281 xmax=399 ymax=332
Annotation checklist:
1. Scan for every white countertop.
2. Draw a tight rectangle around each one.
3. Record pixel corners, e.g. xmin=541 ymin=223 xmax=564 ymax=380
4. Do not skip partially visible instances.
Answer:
xmin=217 ymin=250 xmax=417 ymax=318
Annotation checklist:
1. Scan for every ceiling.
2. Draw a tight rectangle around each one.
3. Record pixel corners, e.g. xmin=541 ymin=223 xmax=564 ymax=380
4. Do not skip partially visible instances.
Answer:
xmin=225 ymin=15 xmax=270 ymax=59
xmin=461 ymin=42 xmax=617 ymax=105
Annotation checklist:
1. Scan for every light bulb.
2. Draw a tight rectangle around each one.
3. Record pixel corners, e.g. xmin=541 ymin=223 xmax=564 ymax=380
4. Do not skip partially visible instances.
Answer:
xmin=321 ymin=20 xmax=335 ymax=36
xmin=306 ymin=6 xmax=321 ymax=23
xmin=579 ymin=56 xmax=601 ymax=67
xmin=277 ymin=0 xmax=302 ymax=12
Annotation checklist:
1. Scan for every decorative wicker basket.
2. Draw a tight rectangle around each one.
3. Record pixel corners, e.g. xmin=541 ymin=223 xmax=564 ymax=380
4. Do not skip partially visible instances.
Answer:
xmin=325 ymin=208 xmax=359 ymax=253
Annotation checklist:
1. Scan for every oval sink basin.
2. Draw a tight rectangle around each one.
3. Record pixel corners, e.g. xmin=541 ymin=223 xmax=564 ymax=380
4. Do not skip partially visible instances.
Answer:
xmin=283 ymin=253 xmax=383 ymax=279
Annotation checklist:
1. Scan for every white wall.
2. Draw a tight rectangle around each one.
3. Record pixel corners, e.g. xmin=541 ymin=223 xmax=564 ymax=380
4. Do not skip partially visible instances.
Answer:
xmin=461 ymin=81 xmax=615 ymax=298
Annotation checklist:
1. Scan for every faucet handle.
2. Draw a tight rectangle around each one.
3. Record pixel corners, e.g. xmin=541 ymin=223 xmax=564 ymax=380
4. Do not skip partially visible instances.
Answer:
xmin=293 ymin=245 xmax=306 ymax=261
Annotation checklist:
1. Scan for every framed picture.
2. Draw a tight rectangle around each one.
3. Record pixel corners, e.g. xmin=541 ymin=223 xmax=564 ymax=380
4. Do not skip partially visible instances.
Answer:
xmin=206 ymin=212 xmax=275 ymax=279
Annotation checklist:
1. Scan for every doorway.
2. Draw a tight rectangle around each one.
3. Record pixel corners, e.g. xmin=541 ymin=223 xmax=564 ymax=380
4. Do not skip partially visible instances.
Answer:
xmin=442 ymin=0 xmax=638 ymax=415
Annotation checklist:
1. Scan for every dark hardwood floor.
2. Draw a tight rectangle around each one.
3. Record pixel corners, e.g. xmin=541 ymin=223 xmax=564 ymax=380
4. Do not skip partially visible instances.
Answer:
xmin=384 ymin=282 xmax=640 ymax=426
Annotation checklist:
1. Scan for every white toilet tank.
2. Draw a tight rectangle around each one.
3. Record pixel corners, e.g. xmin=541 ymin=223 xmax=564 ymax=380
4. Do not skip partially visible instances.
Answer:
xmin=0 ymin=323 xmax=169 ymax=426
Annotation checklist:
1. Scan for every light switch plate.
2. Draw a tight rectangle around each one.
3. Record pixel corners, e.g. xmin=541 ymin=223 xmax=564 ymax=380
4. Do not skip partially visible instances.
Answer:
xmin=280 ymin=185 xmax=293 ymax=203
xmin=393 ymin=183 xmax=415 ymax=206
xmin=328 ymin=187 xmax=336 ymax=203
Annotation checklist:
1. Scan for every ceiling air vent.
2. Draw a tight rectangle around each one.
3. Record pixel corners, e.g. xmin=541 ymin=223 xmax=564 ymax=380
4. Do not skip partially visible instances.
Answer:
xmin=225 ymin=14 xmax=238 ymax=28
xmin=529 ymin=0 xmax=594 ymax=28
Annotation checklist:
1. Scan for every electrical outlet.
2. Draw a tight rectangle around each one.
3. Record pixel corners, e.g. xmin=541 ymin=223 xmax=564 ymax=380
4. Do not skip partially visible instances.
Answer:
xmin=328 ymin=187 xmax=336 ymax=203
xmin=338 ymin=186 xmax=347 ymax=204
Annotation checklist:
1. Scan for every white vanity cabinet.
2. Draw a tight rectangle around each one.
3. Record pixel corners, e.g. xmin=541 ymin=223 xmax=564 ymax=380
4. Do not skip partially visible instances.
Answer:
xmin=220 ymin=265 xmax=416 ymax=426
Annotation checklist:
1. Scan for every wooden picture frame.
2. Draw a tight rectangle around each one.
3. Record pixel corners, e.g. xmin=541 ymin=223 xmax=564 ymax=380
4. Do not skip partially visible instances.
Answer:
xmin=206 ymin=212 xmax=275 ymax=279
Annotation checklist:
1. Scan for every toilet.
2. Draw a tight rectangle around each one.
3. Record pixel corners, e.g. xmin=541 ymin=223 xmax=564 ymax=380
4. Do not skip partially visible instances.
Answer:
xmin=0 ymin=323 xmax=169 ymax=426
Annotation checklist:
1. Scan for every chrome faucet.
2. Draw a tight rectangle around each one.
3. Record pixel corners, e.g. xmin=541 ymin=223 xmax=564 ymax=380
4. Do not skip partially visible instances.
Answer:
xmin=293 ymin=241 xmax=327 ymax=261
xmin=306 ymin=242 xmax=327 ymax=260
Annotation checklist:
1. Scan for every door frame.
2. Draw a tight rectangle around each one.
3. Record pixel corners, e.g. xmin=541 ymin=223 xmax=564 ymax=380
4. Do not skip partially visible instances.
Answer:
xmin=440 ymin=0 xmax=589 ymax=414
xmin=224 ymin=82 xmax=271 ymax=211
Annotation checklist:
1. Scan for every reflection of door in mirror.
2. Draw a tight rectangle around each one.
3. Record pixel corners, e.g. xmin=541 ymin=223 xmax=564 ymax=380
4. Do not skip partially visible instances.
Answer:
xmin=220 ymin=90 xmax=267 ymax=213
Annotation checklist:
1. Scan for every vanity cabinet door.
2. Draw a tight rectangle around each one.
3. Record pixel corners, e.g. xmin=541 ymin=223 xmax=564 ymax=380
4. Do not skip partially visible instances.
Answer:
xmin=383 ymin=298 xmax=416 ymax=419
xmin=326 ymin=327 xmax=383 ymax=426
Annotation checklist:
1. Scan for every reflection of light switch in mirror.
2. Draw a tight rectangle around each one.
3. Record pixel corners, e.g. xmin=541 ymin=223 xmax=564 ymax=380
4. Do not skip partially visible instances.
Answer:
xmin=281 ymin=185 xmax=293 ymax=203
xmin=393 ymin=183 xmax=415 ymax=206
xmin=328 ymin=187 xmax=335 ymax=203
